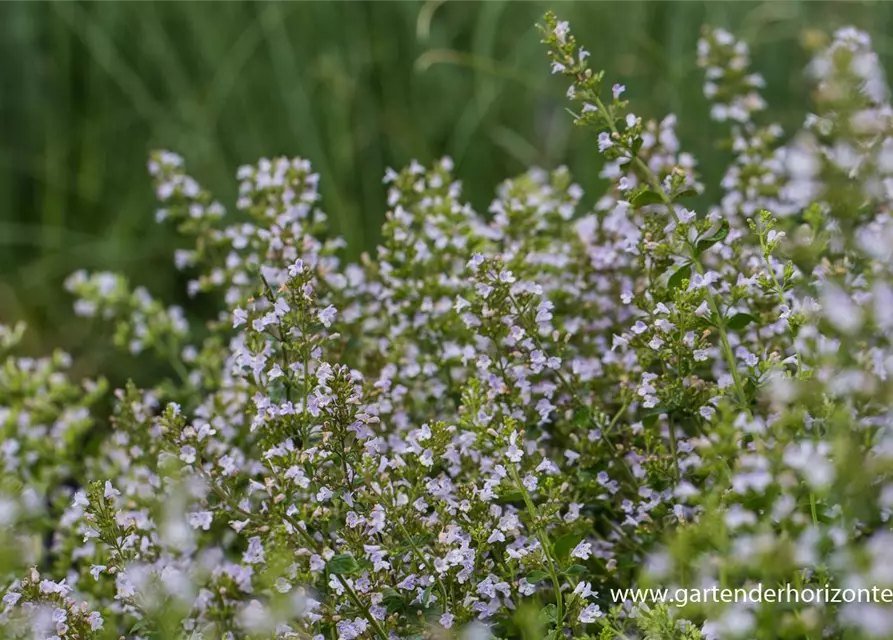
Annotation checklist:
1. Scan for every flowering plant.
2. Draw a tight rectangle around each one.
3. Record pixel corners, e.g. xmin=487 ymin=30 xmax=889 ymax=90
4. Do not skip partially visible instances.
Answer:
xmin=2 ymin=12 xmax=893 ymax=640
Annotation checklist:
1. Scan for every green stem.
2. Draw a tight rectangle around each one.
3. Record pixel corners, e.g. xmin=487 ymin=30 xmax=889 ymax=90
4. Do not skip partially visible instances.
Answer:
xmin=668 ymin=415 xmax=680 ymax=481
xmin=757 ymin=224 xmax=788 ymax=311
xmin=604 ymin=398 xmax=630 ymax=437
xmin=338 ymin=577 xmax=390 ymax=640
xmin=593 ymin=94 xmax=751 ymax=415
xmin=508 ymin=464 xmax=564 ymax=627
xmin=164 ymin=336 xmax=192 ymax=388
xmin=757 ymin=217 xmax=803 ymax=377
xmin=393 ymin=516 xmax=450 ymax=610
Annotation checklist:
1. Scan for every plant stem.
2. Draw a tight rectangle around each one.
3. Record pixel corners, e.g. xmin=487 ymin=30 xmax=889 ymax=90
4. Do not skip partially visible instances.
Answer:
xmin=593 ymin=94 xmax=751 ymax=416
xmin=393 ymin=515 xmax=450 ymax=610
xmin=508 ymin=464 xmax=564 ymax=627
xmin=338 ymin=577 xmax=390 ymax=640
xmin=668 ymin=415 xmax=680 ymax=481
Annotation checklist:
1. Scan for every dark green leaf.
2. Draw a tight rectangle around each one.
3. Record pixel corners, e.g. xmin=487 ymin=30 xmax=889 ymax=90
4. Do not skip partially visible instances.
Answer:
xmin=726 ymin=313 xmax=757 ymax=331
xmin=499 ymin=490 xmax=524 ymax=504
xmin=667 ymin=263 xmax=690 ymax=290
xmin=554 ymin=532 xmax=583 ymax=561
xmin=695 ymin=220 xmax=730 ymax=256
xmin=563 ymin=564 xmax=587 ymax=576
xmin=642 ymin=405 xmax=670 ymax=417
xmin=382 ymin=588 xmax=405 ymax=613
xmin=539 ymin=603 xmax=559 ymax=625
xmin=572 ymin=406 xmax=590 ymax=427
xmin=674 ymin=188 xmax=698 ymax=200
xmin=526 ymin=570 xmax=549 ymax=583
xmin=394 ymin=534 xmax=433 ymax=554
xmin=642 ymin=405 xmax=669 ymax=429
xmin=129 ymin=620 xmax=151 ymax=635
xmin=327 ymin=554 xmax=360 ymax=575
xmin=630 ymin=190 xmax=664 ymax=207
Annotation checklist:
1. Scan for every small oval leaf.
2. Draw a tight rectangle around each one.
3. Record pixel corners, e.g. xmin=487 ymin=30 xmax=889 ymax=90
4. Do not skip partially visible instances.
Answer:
xmin=327 ymin=554 xmax=361 ymax=575
xmin=526 ymin=570 xmax=549 ymax=583
xmin=667 ymin=263 xmax=691 ymax=290
xmin=674 ymin=187 xmax=698 ymax=200
xmin=554 ymin=532 xmax=583 ymax=561
xmin=695 ymin=220 xmax=730 ymax=256
xmin=726 ymin=313 xmax=757 ymax=331
xmin=630 ymin=190 xmax=664 ymax=207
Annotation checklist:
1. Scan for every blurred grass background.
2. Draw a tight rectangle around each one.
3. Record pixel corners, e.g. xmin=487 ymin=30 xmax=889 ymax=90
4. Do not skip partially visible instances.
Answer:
xmin=2 ymin=1 xmax=892 ymax=380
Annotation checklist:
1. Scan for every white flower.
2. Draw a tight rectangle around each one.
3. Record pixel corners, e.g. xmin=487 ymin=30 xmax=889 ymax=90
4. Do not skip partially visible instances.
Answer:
xmin=87 ymin=611 xmax=103 ymax=630
xmin=571 ymin=541 xmax=592 ymax=560
xmin=187 ymin=511 xmax=213 ymax=531
xmin=580 ymin=604 xmax=603 ymax=623
xmin=318 ymin=305 xmax=338 ymax=328
xmin=103 ymin=481 xmax=120 ymax=499
xmin=179 ymin=445 xmax=196 ymax=464
xmin=242 ymin=536 xmax=265 ymax=564
xmin=573 ymin=581 xmax=594 ymax=599
xmin=288 ymin=259 xmax=304 ymax=277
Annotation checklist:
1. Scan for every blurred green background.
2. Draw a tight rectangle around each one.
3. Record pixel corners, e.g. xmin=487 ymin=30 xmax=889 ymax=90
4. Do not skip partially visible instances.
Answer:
xmin=2 ymin=1 xmax=892 ymax=379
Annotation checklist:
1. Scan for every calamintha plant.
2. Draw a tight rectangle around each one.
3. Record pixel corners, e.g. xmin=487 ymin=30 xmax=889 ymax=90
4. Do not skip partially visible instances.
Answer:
xmin=2 ymin=12 xmax=893 ymax=640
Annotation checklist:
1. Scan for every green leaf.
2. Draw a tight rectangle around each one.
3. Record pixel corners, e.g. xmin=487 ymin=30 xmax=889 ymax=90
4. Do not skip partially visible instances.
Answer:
xmin=695 ymin=220 xmax=730 ymax=256
xmin=129 ymin=619 xmax=151 ymax=635
xmin=499 ymin=490 xmax=524 ymax=504
xmin=572 ymin=406 xmax=591 ymax=427
xmin=382 ymin=588 xmax=405 ymax=613
xmin=526 ymin=570 xmax=550 ymax=583
xmin=674 ymin=187 xmax=698 ymax=200
xmin=563 ymin=564 xmax=587 ymax=576
xmin=630 ymin=190 xmax=664 ymax=207
xmin=554 ymin=532 xmax=583 ymax=561
xmin=667 ymin=263 xmax=691 ymax=290
xmin=642 ymin=405 xmax=669 ymax=429
xmin=539 ymin=603 xmax=559 ymax=625
xmin=393 ymin=533 xmax=433 ymax=554
xmin=642 ymin=405 xmax=670 ymax=417
xmin=327 ymin=554 xmax=360 ymax=575
xmin=726 ymin=313 xmax=757 ymax=331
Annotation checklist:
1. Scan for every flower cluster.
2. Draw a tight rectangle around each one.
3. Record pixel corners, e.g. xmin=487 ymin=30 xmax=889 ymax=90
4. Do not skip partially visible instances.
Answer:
xmin=1 ymin=13 xmax=893 ymax=640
